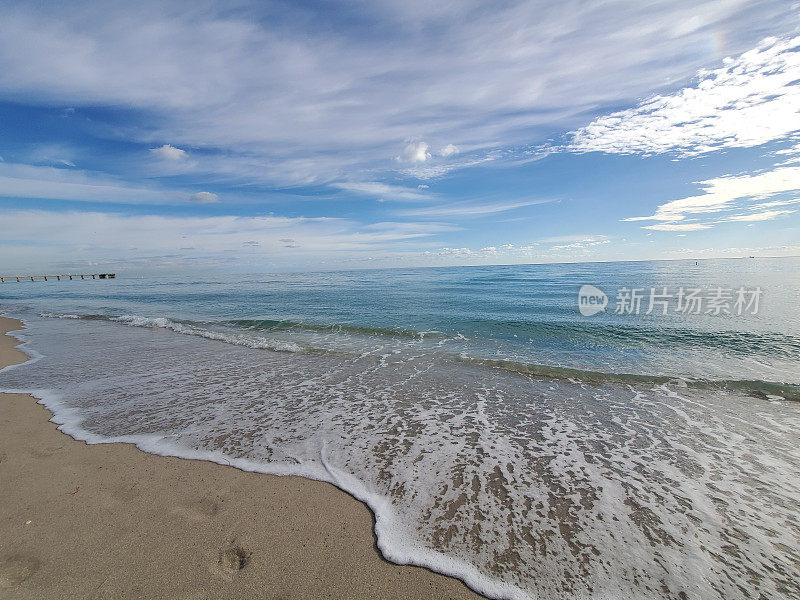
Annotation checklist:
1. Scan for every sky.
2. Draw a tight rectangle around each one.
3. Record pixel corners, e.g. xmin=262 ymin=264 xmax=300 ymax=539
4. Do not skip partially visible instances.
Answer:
xmin=1 ymin=0 xmax=799 ymax=274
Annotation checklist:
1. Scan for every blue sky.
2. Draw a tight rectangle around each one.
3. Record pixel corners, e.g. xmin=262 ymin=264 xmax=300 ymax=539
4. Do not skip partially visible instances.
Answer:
xmin=1 ymin=0 xmax=799 ymax=273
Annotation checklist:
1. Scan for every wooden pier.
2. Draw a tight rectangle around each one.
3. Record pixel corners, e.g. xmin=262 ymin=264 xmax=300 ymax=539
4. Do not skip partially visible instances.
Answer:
xmin=0 ymin=273 xmax=115 ymax=283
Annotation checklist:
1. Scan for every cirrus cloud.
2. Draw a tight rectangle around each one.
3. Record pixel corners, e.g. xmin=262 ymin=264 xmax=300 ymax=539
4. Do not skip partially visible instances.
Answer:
xmin=0 ymin=1 xmax=794 ymax=186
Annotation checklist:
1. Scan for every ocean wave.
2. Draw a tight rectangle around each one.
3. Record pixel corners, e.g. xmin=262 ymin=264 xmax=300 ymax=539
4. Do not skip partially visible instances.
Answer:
xmin=225 ymin=317 xmax=442 ymax=340
xmin=37 ymin=312 xmax=800 ymax=357
xmin=36 ymin=311 xmax=800 ymax=399
xmin=40 ymin=312 xmax=305 ymax=353
xmin=463 ymin=356 xmax=800 ymax=402
xmin=40 ymin=311 xmax=441 ymax=341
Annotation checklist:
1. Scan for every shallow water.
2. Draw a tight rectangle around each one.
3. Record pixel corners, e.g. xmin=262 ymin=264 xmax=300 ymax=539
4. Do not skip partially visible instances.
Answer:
xmin=2 ymin=258 xmax=799 ymax=599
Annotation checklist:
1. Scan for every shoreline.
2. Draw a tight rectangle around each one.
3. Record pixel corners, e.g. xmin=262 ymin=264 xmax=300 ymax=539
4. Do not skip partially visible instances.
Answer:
xmin=0 ymin=316 xmax=483 ymax=599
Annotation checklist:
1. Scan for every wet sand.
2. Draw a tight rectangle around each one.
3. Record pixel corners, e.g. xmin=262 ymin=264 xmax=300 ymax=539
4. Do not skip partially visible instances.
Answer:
xmin=0 ymin=316 xmax=483 ymax=599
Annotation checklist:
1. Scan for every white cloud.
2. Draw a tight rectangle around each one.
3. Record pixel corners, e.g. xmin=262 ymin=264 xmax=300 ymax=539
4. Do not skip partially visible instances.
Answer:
xmin=0 ymin=2 xmax=793 ymax=185
xmin=434 ymin=247 xmax=473 ymax=256
xmin=624 ymin=165 xmax=800 ymax=225
xmin=189 ymin=191 xmax=219 ymax=203
xmin=397 ymin=198 xmax=553 ymax=218
xmin=727 ymin=209 xmax=795 ymax=221
xmin=643 ymin=222 xmax=712 ymax=231
xmin=150 ymin=144 xmax=187 ymax=161
xmin=549 ymin=236 xmax=611 ymax=250
xmin=540 ymin=234 xmax=608 ymax=244
xmin=571 ymin=36 xmax=800 ymax=156
xmin=0 ymin=209 xmax=460 ymax=271
xmin=25 ymin=143 xmax=77 ymax=167
xmin=775 ymin=141 xmax=800 ymax=165
xmin=399 ymin=152 xmax=500 ymax=180
xmin=360 ymin=221 xmax=458 ymax=240
xmin=426 ymin=244 xmax=542 ymax=259
xmin=398 ymin=142 xmax=430 ymax=163
xmin=333 ymin=181 xmax=429 ymax=201
xmin=426 ymin=236 xmax=613 ymax=261
xmin=0 ymin=162 xmax=177 ymax=204
xmin=440 ymin=144 xmax=459 ymax=157
xmin=741 ymin=197 xmax=798 ymax=210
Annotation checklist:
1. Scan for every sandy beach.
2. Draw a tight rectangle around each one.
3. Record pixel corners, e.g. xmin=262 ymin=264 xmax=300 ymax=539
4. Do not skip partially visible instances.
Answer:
xmin=0 ymin=316 xmax=482 ymax=599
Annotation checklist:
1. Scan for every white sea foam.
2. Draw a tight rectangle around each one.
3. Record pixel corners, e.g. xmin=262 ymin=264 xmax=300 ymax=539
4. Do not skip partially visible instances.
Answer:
xmin=2 ymin=314 xmax=799 ymax=600
xmin=36 ymin=312 xmax=307 ymax=353
xmin=110 ymin=314 xmax=306 ymax=353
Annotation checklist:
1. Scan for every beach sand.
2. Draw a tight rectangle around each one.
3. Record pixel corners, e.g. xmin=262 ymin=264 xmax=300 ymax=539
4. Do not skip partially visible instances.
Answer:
xmin=0 ymin=316 xmax=483 ymax=600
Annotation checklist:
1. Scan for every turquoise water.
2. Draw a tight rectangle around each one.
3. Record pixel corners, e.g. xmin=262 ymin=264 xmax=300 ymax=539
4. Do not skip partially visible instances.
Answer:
xmin=2 ymin=258 xmax=799 ymax=599
xmin=3 ymin=258 xmax=799 ymax=385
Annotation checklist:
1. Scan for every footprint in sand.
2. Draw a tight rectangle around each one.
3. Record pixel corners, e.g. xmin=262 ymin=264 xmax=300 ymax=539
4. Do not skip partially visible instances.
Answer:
xmin=0 ymin=554 xmax=40 ymax=588
xmin=218 ymin=543 xmax=251 ymax=573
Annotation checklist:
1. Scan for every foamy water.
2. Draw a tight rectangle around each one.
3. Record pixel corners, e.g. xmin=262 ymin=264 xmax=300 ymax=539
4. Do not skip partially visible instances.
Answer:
xmin=2 ymin=260 xmax=800 ymax=599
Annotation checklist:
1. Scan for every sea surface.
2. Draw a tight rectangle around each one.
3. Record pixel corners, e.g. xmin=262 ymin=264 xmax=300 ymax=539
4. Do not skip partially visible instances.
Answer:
xmin=2 ymin=258 xmax=799 ymax=599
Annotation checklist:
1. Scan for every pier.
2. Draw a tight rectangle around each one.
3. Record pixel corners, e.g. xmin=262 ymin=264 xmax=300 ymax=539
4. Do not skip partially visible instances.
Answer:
xmin=0 ymin=273 xmax=116 ymax=283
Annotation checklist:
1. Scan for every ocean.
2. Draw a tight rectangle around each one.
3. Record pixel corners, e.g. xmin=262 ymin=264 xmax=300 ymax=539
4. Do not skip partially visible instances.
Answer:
xmin=1 ymin=257 xmax=799 ymax=599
